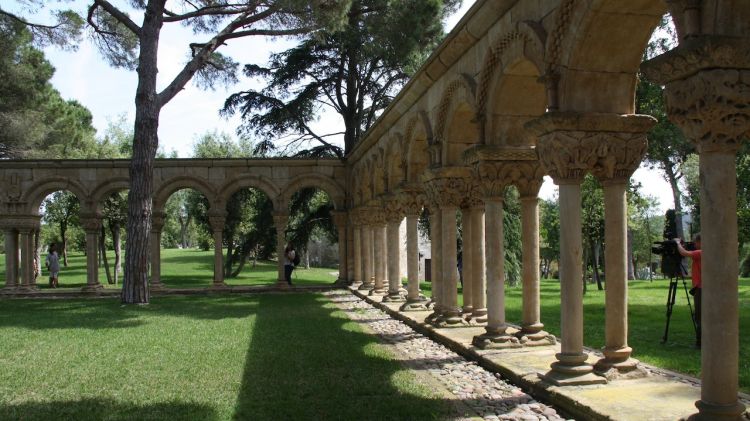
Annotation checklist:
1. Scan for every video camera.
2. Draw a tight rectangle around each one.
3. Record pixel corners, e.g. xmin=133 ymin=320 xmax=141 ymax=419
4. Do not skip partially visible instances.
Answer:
xmin=652 ymin=239 xmax=695 ymax=278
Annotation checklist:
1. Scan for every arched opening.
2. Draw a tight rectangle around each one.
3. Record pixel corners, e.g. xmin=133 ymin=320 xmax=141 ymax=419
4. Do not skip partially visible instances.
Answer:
xmin=285 ymin=187 xmax=338 ymax=285
xmin=444 ymin=102 xmax=480 ymax=166
xmin=97 ymin=189 xmax=130 ymax=288
xmin=36 ymin=190 xmax=86 ymax=289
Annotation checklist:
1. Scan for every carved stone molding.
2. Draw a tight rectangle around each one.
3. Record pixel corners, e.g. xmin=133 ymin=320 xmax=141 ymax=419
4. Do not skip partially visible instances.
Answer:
xmin=80 ymin=217 xmax=102 ymax=233
xmin=396 ymin=185 xmax=426 ymax=217
xmin=526 ymin=113 xmax=655 ymax=182
xmin=0 ymin=215 xmax=41 ymax=231
xmin=208 ymin=212 xmax=228 ymax=232
xmin=463 ymin=145 xmax=537 ymax=165
xmin=382 ymin=195 xmax=404 ymax=223
xmin=461 ymin=178 xmax=484 ymax=209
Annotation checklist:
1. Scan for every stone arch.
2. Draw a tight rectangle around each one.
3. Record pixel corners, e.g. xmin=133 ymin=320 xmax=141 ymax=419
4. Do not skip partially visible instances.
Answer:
xmin=153 ymin=177 xmax=218 ymax=212
xmin=279 ymin=173 xmax=345 ymax=210
xmin=89 ymin=177 xmax=130 ymax=213
xmin=23 ymin=177 xmax=89 ymax=215
xmin=403 ymin=112 xmax=431 ymax=183
xmin=434 ymin=74 xmax=479 ymax=166
xmin=385 ymin=133 xmax=406 ymax=192
xmin=548 ymin=0 xmax=667 ymax=113
xmin=218 ymin=175 xmax=281 ymax=210
xmin=476 ymin=25 xmax=545 ymax=121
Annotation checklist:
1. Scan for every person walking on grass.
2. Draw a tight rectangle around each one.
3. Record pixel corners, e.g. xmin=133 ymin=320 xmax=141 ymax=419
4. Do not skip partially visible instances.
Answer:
xmin=45 ymin=243 xmax=60 ymax=288
xmin=284 ymin=243 xmax=297 ymax=286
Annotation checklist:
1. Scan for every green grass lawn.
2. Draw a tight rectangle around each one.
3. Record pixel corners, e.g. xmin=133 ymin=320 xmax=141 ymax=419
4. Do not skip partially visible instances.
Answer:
xmin=0 ymin=249 xmax=338 ymax=290
xmin=420 ymin=277 xmax=750 ymax=393
xmin=0 ymin=293 xmax=452 ymax=420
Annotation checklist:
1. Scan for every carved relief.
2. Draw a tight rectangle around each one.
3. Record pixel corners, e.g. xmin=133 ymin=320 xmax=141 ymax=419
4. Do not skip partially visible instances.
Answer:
xmin=6 ymin=173 xmax=22 ymax=202
xmin=398 ymin=187 xmax=426 ymax=217
xmin=383 ymin=197 xmax=404 ymax=223
xmin=472 ymin=161 xmax=508 ymax=199
xmin=422 ymin=168 xmax=472 ymax=208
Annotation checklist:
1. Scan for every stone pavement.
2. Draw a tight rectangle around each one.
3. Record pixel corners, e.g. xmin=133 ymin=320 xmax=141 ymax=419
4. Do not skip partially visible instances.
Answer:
xmin=326 ymin=289 xmax=568 ymax=420
xmin=341 ymin=287 xmax=750 ymax=421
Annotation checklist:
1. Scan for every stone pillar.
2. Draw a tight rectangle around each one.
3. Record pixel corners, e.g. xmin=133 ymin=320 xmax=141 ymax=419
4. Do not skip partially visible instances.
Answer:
xmin=400 ymin=211 xmax=428 ymax=310
xmin=518 ymin=194 xmax=555 ymax=346
xmin=346 ymin=223 xmax=355 ymax=284
xmin=351 ymin=214 xmax=362 ymax=286
xmin=437 ymin=204 xmax=464 ymax=327
xmin=80 ymin=217 xmax=103 ymax=292
xmin=3 ymin=228 xmax=19 ymax=290
xmin=209 ymin=214 xmax=227 ymax=288
xmin=359 ymin=222 xmax=374 ymax=290
xmin=273 ymin=213 xmax=288 ymax=287
xmin=150 ymin=211 xmax=165 ymax=291
xmin=18 ymin=227 xmax=36 ymax=291
xmin=383 ymin=211 xmax=405 ymax=302
xmin=332 ymin=211 xmax=349 ymax=285
xmin=370 ymin=215 xmax=387 ymax=296
xmin=643 ymin=40 xmax=750 ymax=419
xmin=460 ymin=206 xmax=474 ymax=316
xmin=528 ymin=113 xmax=657 ymax=385
xmin=472 ymin=197 xmax=518 ymax=347
xmin=425 ymin=208 xmax=443 ymax=323
xmin=469 ymin=205 xmax=487 ymax=325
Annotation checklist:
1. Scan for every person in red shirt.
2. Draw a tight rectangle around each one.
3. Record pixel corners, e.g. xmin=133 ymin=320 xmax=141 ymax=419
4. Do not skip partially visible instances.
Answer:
xmin=676 ymin=234 xmax=701 ymax=348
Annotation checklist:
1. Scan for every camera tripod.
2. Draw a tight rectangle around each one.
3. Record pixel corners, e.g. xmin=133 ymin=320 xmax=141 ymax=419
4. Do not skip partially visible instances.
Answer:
xmin=661 ymin=274 xmax=698 ymax=343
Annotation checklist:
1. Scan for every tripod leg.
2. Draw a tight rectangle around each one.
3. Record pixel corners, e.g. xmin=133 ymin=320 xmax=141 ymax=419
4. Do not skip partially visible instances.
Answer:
xmin=662 ymin=279 xmax=677 ymax=343
xmin=682 ymin=278 xmax=698 ymax=336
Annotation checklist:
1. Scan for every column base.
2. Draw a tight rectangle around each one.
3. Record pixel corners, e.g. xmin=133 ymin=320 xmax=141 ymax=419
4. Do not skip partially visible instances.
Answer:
xmin=81 ymin=283 xmax=103 ymax=293
xmin=539 ymin=353 xmax=607 ymax=386
xmin=516 ymin=330 xmax=557 ymax=347
xmin=472 ymin=327 xmax=521 ymax=349
xmin=687 ymin=400 xmax=747 ymax=421
xmin=424 ymin=309 xmax=443 ymax=324
xmin=1 ymin=286 xmax=19 ymax=294
xmin=333 ymin=278 xmax=349 ymax=287
xmin=461 ymin=305 xmax=474 ymax=317
xmin=594 ymin=357 xmax=646 ymax=380
xmin=467 ymin=309 xmax=488 ymax=326
xmin=425 ymin=298 xmax=435 ymax=309
xmin=382 ymin=291 xmax=406 ymax=302
xmin=399 ymin=296 xmax=430 ymax=311
xmin=368 ymin=287 xmax=387 ymax=296
xmin=432 ymin=310 xmax=470 ymax=328
xmin=358 ymin=282 xmax=374 ymax=291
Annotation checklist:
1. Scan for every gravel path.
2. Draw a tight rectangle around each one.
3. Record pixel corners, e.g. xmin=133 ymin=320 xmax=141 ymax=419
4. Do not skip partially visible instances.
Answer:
xmin=325 ymin=290 xmax=570 ymax=421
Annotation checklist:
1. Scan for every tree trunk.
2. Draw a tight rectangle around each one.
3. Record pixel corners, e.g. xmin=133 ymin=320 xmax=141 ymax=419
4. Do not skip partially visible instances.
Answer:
xmin=122 ymin=4 xmax=164 ymax=304
xmin=224 ymin=238 xmax=235 ymax=278
xmin=592 ymin=241 xmax=603 ymax=291
xmin=112 ymin=221 xmax=122 ymax=285
xmin=627 ymin=228 xmax=635 ymax=280
xmin=231 ymin=248 xmax=251 ymax=277
xmin=60 ymin=221 xmax=69 ymax=267
xmin=664 ymin=164 xmax=685 ymax=239
xmin=101 ymin=224 xmax=114 ymax=284
xmin=178 ymin=215 xmax=189 ymax=248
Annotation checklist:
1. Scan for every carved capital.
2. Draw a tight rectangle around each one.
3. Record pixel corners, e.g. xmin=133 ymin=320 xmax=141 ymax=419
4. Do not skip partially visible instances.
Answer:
xmin=382 ymin=196 xmax=404 ymax=223
xmin=663 ymin=69 xmax=750 ymax=153
xmin=0 ymin=215 xmax=41 ymax=232
xmin=422 ymin=167 xmax=473 ymax=209
xmin=461 ymin=178 xmax=484 ymax=209
xmin=396 ymin=186 xmax=426 ymax=217
xmin=208 ymin=212 xmax=227 ymax=232
xmin=527 ymin=113 xmax=654 ymax=182
xmin=80 ymin=217 xmax=102 ymax=233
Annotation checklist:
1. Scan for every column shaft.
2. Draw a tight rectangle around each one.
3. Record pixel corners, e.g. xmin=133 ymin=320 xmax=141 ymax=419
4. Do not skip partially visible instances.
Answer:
xmin=485 ymin=199 xmax=506 ymax=332
xmin=213 ymin=229 xmax=225 ymax=287
xmin=439 ymin=206 xmax=462 ymax=325
xmin=461 ymin=208 xmax=474 ymax=314
xmin=19 ymin=230 xmax=34 ymax=290
xmin=558 ymin=183 xmax=584 ymax=355
xmin=336 ymin=222 xmax=348 ymax=284
xmin=406 ymin=215 xmax=420 ymax=300
xmin=428 ymin=211 xmax=443 ymax=319
xmin=84 ymin=229 xmax=101 ymax=291
xmin=352 ymin=226 xmax=362 ymax=285
xmin=4 ymin=230 xmax=18 ymax=289
xmin=470 ymin=208 xmax=487 ymax=323
xmin=699 ymin=152 xmax=742 ymax=415
xmin=521 ymin=197 xmax=542 ymax=332
xmin=360 ymin=226 xmax=374 ymax=289
xmin=603 ymin=182 xmax=630 ymax=359
xmin=372 ymin=224 xmax=387 ymax=294
xmin=384 ymin=220 xmax=404 ymax=301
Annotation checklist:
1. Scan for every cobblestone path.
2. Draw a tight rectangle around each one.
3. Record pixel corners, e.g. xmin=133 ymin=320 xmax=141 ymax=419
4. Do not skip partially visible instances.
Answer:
xmin=325 ymin=290 xmax=570 ymax=421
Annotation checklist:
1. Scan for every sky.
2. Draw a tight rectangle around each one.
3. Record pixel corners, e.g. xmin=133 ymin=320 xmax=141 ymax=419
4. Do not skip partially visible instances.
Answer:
xmin=33 ymin=0 xmax=675 ymax=213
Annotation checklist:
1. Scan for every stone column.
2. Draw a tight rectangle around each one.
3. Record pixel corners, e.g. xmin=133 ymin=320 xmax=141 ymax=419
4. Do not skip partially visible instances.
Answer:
xmin=209 ymin=214 xmax=227 ymax=288
xmin=383 ymin=211 xmax=405 ymax=302
xmin=149 ymin=211 xmax=165 ymax=291
xmin=472 ymin=196 xmax=518 ymax=347
xmin=346 ymin=223 xmax=355 ymax=284
xmin=273 ymin=213 xmax=288 ymax=287
xmin=18 ymin=227 xmax=36 ymax=291
xmin=3 ymin=228 xmax=19 ymax=290
xmin=469 ymin=204 xmax=487 ymax=325
xmin=370 ymin=214 xmax=387 ymax=296
xmin=359 ymin=221 xmax=374 ymax=290
xmin=351 ymin=214 xmax=362 ymax=286
xmin=425 ymin=208 xmax=443 ymax=323
xmin=460 ymin=206 xmax=474 ymax=316
xmin=643 ymin=40 xmax=750 ymax=419
xmin=437 ymin=204 xmax=464 ymax=327
xmin=529 ymin=113 xmax=657 ymax=385
xmin=518 ymin=191 xmax=554 ymax=346
xmin=398 ymin=190 xmax=429 ymax=310
xmin=80 ymin=217 xmax=103 ymax=292
xmin=332 ymin=211 xmax=349 ymax=285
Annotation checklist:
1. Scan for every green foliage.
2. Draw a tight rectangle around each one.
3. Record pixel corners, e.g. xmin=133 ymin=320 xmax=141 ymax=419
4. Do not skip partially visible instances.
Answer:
xmin=224 ymin=0 xmax=461 ymax=156
xmin=539 ymin=197 xmax=560 ymax=278
xmin=287 ymin=188 xmax=336 ymax=257
xmin=628 ymin=186 xmax=663 ymax=279
xmin=503 ymin=188 xmax=522 ymax=286
xmin=0 ymin=1 xmax=84 ymax=50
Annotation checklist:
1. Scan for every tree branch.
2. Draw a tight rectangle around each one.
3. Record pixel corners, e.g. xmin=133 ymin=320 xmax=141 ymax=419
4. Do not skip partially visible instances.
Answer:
xmin=0 ymin=9 xmax=62 ymax=30
xmin=89 ymin=0 xmax=142 ymax=37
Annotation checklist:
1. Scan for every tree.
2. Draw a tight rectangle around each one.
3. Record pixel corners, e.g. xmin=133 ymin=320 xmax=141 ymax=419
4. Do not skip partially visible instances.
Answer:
xmin=101 ymin=191 xmax=128 ymax=284
xmin=42 ymin=191 xmax=80 ymax=266
xmin=78 ymin=0 xmax=351 ymax=303
xmin=581 ymin=175 xmax=604 ymax=291
xmin=503 ymin=188 xmax=522 ymax=287
xmin=637 ymin=15 xmax=694 ymax=239
xmin=224 ymin=0 xmax=460 ymax=157
xmin=287 ymin=188 xmax=335 ymax=267
xmin=0 ymin=1 xmax=84 ymax=50
xmin=539 ymin=197 xmax=560 ymax=279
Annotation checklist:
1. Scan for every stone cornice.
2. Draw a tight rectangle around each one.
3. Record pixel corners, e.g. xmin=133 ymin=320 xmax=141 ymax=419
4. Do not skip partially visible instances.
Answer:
xmin=525 ymin=112 xmax=656 ymax=136
xmin=463 ymin=145 xmax=538 ymax=165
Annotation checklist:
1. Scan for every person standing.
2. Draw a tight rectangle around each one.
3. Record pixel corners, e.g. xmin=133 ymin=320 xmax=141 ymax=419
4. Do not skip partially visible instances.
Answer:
xmin=676 ymin=234 xmax=702 ymax=348
xmin=45 ymin=243 xmax=61 ymax=288
xmin=284 ymin=243 xmax=296 ymax=286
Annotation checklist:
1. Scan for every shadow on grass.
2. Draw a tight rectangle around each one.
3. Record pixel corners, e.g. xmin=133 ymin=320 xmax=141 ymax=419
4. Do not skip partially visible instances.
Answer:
xmin=233 ymin=293 xmax=458 ymax=420
xmin=0 ymin=398 xmax=217 ymax=421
